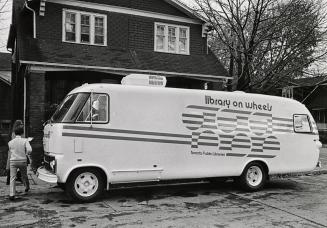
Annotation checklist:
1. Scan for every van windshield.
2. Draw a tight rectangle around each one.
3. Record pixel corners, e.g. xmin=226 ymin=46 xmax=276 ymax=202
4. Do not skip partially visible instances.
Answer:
xmin=51 ymin=93 xmax=90 ymax=123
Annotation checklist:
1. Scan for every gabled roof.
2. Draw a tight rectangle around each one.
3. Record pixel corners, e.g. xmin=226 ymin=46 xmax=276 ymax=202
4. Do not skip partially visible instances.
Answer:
xmin=0 ymin=72 xmax=11 ymax=85
xmin=291 ymin=76 xmax=327 ymax=87
xmin=0 ymin=52 xmax=11 ymax=71
xmin=0 ymin=52 xmax=11 ymax=85
xmin=164 ymin=0 xmax=206 ymax=22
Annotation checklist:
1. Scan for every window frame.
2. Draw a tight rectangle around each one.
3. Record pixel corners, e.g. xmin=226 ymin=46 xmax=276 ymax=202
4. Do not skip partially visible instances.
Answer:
xmin=80 ymin=14 xmax=91 ymax=44
xmin=75 ymin=92 xmax=110 ymax=124
xmin=293 ymin=114 xmax=313 ymax=134
xmin=154 ymin=22 xmax=190 ymax=55
xmin=51 ymin=93 xmax=90 ymax=123
xmin=62 ymin=9 xmax=107 ymax=46
xmin=64 ymin=11 xmax=77 ymax=42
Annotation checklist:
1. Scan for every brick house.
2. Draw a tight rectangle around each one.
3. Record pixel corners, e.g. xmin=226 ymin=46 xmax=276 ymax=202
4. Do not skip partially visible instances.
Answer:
xmin=7 ymin=0 xmax=230 ymax=153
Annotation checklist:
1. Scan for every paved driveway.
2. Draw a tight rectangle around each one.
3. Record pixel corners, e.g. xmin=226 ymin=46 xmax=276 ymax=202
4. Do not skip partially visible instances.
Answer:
xmin=0 ymin=174 xmax=327 ymax=228
xmin=0 ymin=148 xmax=326 ymax=227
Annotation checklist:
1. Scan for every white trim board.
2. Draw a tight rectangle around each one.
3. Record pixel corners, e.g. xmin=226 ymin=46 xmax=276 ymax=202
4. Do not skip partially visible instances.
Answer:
xmin=47 ymin=0 xmax=202 ymax=24
xmin=21 ymin=60 xmax=229 ymax=80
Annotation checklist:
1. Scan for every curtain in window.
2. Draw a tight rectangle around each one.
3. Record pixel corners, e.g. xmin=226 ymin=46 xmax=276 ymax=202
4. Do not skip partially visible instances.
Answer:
xmin=179 ymin=28 xmax=187 ymax=53
xmin=156 ymin=25 xmax=165 ymax=51
xmin=168 ymin=26 xmax=176 ymax=52
xmin=65 ymin=12 xmax=76 ymax=42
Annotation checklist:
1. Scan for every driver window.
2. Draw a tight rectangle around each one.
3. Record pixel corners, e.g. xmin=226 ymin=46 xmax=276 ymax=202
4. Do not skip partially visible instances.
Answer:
xmin=91 ymin=94 xmax=108 ymax=122
xmin=76 ymin=93 xmax=109 ymax=123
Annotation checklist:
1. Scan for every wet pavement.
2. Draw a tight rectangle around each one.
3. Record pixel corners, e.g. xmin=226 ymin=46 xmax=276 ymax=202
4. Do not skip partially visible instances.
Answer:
xmin=0 ymin=148 xmax=326 ymax=228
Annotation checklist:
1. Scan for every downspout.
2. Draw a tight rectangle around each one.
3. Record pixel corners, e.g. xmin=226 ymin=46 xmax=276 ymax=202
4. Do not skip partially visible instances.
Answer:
xmin=24 ymin=67 xmax=27 ymax=135
xmin=23 ymin=1 xmax=35 ymax=134
xmin=24 ymin=0 xmax=36 ymax=38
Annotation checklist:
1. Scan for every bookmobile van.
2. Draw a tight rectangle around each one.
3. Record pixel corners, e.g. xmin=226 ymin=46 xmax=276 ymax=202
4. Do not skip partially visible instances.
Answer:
xmin=37 ymin=74 xmax=322 ymax=202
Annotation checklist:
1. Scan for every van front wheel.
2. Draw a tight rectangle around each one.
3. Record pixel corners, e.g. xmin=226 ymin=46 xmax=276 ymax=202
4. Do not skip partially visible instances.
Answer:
xmin=66 ymin=168 xmax=104 ymax=202
xmin=238 ymin=162 xmax=267 ymax=191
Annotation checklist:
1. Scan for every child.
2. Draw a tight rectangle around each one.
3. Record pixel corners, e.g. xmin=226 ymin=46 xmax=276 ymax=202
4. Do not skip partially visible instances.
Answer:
xmin=6 ymin=120 xmax=24 ymax=185
xmin=8 ymin=125 xmax=32 ymax=201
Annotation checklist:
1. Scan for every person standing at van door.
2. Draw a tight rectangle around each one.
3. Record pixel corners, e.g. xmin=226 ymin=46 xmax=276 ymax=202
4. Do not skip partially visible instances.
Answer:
xmin=8 ymin=125 xmax=32 ymax=201
xmin=6 ymin=120 xmax=24 ymax=185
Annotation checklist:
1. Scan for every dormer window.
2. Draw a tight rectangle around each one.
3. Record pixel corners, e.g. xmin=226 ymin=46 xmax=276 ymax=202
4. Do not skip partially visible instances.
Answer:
xmin=62 ymin=9 xmax=107 ymax=46
xmin=154 ymin=23 xmax=189 ymax=55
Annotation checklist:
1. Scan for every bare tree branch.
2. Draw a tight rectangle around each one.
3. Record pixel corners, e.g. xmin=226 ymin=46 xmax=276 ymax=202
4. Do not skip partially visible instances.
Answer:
xmin=193 ymin=0 xmax=327 ymax=94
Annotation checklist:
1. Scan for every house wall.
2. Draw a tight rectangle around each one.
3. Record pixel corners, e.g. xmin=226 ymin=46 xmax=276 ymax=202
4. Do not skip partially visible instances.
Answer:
xmin=26 ymin=71 xmax=46 ymax=169
xmin=36 ymin=2 xmax=206 ymax=57
xmin=0 ymin=82 xmax=12 ymax=175
xmin=0 ymin=82 xmax=12 ymax=121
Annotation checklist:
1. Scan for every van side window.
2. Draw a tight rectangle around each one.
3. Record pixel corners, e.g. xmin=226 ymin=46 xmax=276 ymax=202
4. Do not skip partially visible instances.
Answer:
xmin=76 ymin=93 xmax=109 ymax=123
xmin=91 ymin=94 xmax=109 ymax=122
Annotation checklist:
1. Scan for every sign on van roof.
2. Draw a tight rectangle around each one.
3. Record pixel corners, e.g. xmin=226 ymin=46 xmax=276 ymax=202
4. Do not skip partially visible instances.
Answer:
xmin=121 ymin=74 xmax=167 ymax=87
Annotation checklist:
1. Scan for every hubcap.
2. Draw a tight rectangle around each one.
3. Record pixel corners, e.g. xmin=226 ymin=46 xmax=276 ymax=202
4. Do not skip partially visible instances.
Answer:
xmin=246 ymin=166 xmax=263 ymax=187
xmin=74 ymin=172 xmax=99 ymax=197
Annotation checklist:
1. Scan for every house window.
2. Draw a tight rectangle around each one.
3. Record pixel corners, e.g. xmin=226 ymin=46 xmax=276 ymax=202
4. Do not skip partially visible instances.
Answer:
xmin=156 ymin=25 xmax=165 ymax=51
xmin=80 ymin=14 xmax=90 ymax=43
xmin=168 ymin=26 xmax=176 ymax=52
xmin=154 ymin=23 xmax=189 ymax=55
xmin=179 ymin=28 xmax=188 ymax=54
xmin=94 ymin=17 xmax=105 ymax=45
xmin=282 ymin=86 xmax=293 ymax=99
xmin=65 ymin=12 xmax=76 ymax=42
xmin=63 ymin=9 xmax=107 ymax=46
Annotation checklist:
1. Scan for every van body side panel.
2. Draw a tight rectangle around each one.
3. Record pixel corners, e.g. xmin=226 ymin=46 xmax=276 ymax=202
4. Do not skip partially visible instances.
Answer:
xmin=44 ymin=84 xmax=320 ymax=184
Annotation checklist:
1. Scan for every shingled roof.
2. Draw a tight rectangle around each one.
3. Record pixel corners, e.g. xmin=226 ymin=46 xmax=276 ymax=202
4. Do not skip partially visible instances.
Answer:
xmin=0 ymin=52 xmax=11 ymax=71
xmin=0 ymin=52 xmax=11 ymax=85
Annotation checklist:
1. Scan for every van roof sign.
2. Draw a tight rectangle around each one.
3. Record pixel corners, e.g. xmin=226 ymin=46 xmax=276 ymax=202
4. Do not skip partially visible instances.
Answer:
xmin=121 ymin=74 xmax=167 ymax=87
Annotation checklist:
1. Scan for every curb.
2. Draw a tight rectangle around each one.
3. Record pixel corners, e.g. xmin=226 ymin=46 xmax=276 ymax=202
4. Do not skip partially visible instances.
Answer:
xmin=271 ymin=169 xmax=327 ymax=179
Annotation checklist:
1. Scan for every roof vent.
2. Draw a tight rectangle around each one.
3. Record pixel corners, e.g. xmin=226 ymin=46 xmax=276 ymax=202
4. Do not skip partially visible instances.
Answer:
xmin=121 ymin=74 xmax=167 ymax=87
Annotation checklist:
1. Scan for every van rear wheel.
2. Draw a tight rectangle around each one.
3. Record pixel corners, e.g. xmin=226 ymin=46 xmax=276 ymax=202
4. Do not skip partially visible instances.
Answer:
xmin=66 ymin=168 xmax=104 ymax=202
xmin=238 ymin=162 xmax=267 ymax=191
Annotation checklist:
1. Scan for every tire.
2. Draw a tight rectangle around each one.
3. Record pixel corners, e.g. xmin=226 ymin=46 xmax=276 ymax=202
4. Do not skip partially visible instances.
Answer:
xmin=66 ymin=168 xmax=105 ymax=202
xmin=238 ymin=162 xmax=267 ymax=191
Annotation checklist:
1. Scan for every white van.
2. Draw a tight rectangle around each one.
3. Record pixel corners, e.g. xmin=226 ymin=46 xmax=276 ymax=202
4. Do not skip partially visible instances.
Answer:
xmin=37 ymin=75 xmax=322 ymax=202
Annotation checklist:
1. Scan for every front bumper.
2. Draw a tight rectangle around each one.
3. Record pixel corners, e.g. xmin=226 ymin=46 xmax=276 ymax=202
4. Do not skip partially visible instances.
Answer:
xmin=37 ymin=166 xmax=58 ymax=183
